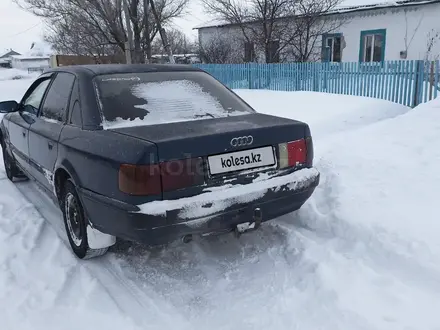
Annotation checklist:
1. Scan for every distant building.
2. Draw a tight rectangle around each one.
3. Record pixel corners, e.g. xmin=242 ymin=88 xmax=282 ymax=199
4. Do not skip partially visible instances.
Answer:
xmin=195 ymin=0 xmax=440 ymax=63
xmin=0 ymin=49 xmax=21 ymax=68
xmin=7 ymin=42 xmax=52 ymax=71
xmin=10 ymin=55 xmax=50 ymax=71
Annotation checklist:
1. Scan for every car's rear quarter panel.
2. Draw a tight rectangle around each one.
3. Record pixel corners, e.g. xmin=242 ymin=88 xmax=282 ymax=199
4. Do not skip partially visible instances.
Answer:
xmin=57 ymin=126 xmax=159 ymax=205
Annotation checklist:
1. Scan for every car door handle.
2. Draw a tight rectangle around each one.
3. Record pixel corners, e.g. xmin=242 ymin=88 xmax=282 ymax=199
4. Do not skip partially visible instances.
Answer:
xmin=22 ymin=131 xmax=26 ymax=137
xmin=48 ymin=142 xmax=53 ymax=150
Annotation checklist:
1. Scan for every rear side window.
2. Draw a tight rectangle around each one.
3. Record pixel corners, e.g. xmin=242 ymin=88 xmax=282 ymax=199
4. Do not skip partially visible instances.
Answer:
xmin=94 ymin=71 xmax=254 ymax=129
xmin=68 ymin=81 xmax=82 ymax=127
xmin=70 ymin=101 xmax=82 ymax=127
xmin=40 ymin=72 xmax=76 ymax=122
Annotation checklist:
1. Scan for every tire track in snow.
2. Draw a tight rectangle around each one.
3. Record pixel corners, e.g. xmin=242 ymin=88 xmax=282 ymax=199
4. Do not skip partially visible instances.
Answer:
xmin=14 ymin=179 xmax=193 ymax=329
xmin=106 ymin=219 xmax=378 ymax=330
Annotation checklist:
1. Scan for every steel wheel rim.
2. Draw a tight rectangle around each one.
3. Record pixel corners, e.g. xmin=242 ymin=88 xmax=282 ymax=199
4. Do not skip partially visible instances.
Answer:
xmin=65 ymin=192 xmax=83 ymax=246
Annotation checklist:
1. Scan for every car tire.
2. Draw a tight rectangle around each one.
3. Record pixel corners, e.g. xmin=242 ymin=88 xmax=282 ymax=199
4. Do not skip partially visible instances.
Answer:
xmin=2 ymin=142 xmax=19 ymax=182
xmin=61 ymin=178 xmax=108 ymax=259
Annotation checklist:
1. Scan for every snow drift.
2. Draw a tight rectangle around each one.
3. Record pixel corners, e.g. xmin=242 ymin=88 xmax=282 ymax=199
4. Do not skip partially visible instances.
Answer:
xmin=235 ymin=90 xmax=410 ymax=138
xmin=0 ymin=68 xmax=40 ymax=82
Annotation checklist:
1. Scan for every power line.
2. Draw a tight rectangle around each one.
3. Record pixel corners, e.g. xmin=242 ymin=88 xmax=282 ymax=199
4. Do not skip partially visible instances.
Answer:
xmin=5 ymin=22 xmax=42 ymax=39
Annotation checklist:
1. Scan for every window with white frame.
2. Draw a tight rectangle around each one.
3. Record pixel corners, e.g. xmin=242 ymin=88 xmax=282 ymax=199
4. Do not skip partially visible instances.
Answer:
xmin=322 ymin=34 xmax=342 ymax=62
xmin=360 ymin=29 xmax=386 ymax=62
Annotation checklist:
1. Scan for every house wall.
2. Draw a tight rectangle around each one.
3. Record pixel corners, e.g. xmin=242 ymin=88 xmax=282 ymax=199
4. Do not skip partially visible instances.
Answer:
xmin=11 ymin=58 xmax=50 ymax=70
xmin=337 ymin=3 xmax=440 ymax=61
xmin=197 ymin=2 xmax=440 ymax=63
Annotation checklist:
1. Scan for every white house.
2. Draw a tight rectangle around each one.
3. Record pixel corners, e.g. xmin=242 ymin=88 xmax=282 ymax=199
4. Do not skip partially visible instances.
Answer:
xmin=9 ymin=41 xmax=53 ymax=71
xmin=194 ymin=0 xmax=440 ymax=63
xmin=0 ymin=49 xmax=21 ymax=68
xmin=10 ymin=55 xmax=50 ymax=71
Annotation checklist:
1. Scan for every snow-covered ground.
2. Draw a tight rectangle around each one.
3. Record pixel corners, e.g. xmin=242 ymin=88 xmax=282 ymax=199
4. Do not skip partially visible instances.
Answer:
xmin=1 ymin=69 xmax=440 ymax=330
xmin=0 ymin=68 xmax=40 ymax=82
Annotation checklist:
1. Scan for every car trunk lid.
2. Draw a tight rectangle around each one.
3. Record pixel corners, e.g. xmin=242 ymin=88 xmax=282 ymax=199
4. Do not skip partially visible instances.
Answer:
xmin=111 ymin=113 xmax=310 ymax=199
xmin=109 ymin=113 xmax=307 ymax=161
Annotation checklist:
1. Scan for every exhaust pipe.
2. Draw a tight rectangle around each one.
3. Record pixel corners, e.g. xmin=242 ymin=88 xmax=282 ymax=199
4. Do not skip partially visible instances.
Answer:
xmin=253 ymin=207 xmax=262 ymax=229
xmin=182 ymin=234 xmax=193 ymax=244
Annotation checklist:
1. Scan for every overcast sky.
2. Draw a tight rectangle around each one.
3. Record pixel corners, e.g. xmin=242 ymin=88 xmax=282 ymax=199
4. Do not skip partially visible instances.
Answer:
xmin=0 ymin=0 xmax=205 ymax=54
xmin=0 ymin=0 xmax=382 ymax=54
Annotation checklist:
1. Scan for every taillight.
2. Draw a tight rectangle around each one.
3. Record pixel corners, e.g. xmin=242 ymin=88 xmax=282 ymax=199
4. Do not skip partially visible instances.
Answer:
xmin=119 ymin=164 xmax=161 ymax=196
xmin=278 ymin=139 xmax=307 ymax=169
xmin=160 ymin=157 xmax=204 ymax=192
xmin=119 ymin=158 xmax=204 ymax=196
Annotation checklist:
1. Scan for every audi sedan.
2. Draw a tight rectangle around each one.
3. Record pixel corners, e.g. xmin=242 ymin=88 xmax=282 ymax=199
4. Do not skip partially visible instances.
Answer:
xmin=0 ymin=64 xmax=320 ymax=259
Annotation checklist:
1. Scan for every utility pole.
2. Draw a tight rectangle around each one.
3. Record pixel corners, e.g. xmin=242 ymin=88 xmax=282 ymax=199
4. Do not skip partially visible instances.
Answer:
xmin=143 ymin=0 xmax=152 ymax=63
xmin=149 ymin=0 xmax=175 ymax=64
xmin=123 ymin=0 xmax=134 ymax=64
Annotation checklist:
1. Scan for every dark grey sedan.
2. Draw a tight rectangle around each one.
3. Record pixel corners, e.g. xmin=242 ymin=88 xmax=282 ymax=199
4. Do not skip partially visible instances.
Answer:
xmin=0 ymin=64 xmax=319 ymax=259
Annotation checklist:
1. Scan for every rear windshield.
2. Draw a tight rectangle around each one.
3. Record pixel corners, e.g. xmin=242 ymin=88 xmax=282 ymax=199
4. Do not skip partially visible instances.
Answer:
xmin=93 ymin=71 xmax=255 ymax=129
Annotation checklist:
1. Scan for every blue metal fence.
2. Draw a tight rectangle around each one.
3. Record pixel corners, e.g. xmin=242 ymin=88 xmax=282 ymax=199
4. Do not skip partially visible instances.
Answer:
xmin=194 ymin=60 xmax=440 ymax=107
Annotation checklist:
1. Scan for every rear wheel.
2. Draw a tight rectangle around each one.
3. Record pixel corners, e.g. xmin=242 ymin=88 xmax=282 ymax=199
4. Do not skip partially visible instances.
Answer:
xmin=61 ymin=179 xmax=108 ymax=259
xmin=2 ymin=143 xmax=19 ymax=181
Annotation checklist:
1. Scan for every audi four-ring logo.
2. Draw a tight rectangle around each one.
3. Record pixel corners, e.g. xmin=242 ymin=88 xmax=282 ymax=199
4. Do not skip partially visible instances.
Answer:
xmin=230 ymin=135 xmax=254 ymax=147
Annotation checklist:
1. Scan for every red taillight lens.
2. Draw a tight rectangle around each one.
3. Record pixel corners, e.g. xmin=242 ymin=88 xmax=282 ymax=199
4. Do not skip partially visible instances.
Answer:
xmin=119 ymin=158 xmax=204 ymax=196
xmin=160 ymin=157 xmax=204 ymax=192
xmin=278 ymin=139 xmax=307 ymax=169
xmin=119 ymin=164 xmax=161 ymax=196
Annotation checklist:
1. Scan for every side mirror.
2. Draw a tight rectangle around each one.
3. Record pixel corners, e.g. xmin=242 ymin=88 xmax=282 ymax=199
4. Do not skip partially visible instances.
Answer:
xmin=0 ymin=100 xmax=18 ymax=114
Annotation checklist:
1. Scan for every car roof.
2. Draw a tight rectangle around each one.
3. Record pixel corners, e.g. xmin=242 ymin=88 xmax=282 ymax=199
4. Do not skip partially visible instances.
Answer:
xmin=45 ymin=63 xmax=202 ymax=77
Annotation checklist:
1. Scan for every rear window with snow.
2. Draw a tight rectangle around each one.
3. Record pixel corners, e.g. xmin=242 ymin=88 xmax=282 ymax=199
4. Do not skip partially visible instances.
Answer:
xmin=94 ymin=71 xmax=255 ymax=129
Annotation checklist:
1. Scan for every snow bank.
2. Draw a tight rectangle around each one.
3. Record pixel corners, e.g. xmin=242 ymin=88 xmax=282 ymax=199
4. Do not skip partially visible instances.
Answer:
xmin=0 ymin=68 xmax=40 ymax=82
xmin=302 ymin=95 xmax=440 ymax=250
xmin=290 ymin=96 xmax=440 ymax=329
xmin=0 ymin=70 xmax=36 ymax=102
xmin=235 ymin=90 xmax=410 ymax=138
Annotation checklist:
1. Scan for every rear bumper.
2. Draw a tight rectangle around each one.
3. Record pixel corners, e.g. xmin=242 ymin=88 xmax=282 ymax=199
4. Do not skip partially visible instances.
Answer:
xmin=79 ymin=168 xmax=320 ymax=246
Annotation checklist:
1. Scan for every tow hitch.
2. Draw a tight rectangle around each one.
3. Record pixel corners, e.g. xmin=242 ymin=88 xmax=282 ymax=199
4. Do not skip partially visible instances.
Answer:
xmin=234 ymin=208 xmax=262 ymax=237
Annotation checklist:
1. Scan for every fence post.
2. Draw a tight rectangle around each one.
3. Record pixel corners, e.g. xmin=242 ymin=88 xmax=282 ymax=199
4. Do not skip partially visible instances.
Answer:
xmin=247 ymin=63 xmax=252 ymax=89
xmin=313 ymin=63 xmax=319 ymax=91
xmin=435 ymin=60 xmax=439 ymax=100
xmin=413 ymin=60 xmax=421 ymax=107
xmin=429 ymin=61 xmax=434 ymax=101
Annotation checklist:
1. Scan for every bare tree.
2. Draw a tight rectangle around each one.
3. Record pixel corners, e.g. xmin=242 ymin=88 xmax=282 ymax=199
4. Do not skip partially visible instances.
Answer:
xmin=198 ymin=32 xmax=242 ymax=63
xmin=14 ymin=0 xmax=189 ymax=62
xmin=42 ymin=2 xmax=125 ymax=57
xmin=289 ymin=0 xmax=346 ymax=62
xmin=202 ymin=0 xmax=296 ymax=63
xmin=201 ymin=0 xmax=344 ymax=63
xmin=152 ymin=28 xmax=197 ymax=55
xmin=403 ymin=9 xmax=423 ymax=59
xmin=425 ymin=29 xmax=440 ymax=61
